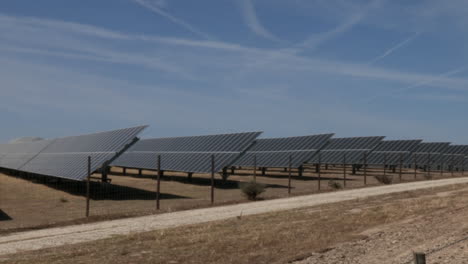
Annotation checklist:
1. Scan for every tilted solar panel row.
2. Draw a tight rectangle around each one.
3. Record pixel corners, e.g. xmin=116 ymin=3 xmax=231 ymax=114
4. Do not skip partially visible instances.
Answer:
xmin=233 ymin=134 xmax=334 ymax=168
xmin=113 ymin=152 xmax=241 ymax=173
xmin=111 ymin=132 xmax=262 ymax=173
xmin=366 ymin=140 xmax=422 ymax=165
xmin=308 ymin=136 xmax=385 ymax=164
xmin=247 ymin=134 xmax=334 ymax=151
xmin=0 ymin=126 xmax=147 ymax=181
xmin=4 ymin=125 xmax=468 ymax=180
xmin=0 ymin=139 xmax=54 ymax=170
xmin=129 ymin=132 xmax=261 ymax=152
xmin=311 ymin=149 xmax=369 ymax=164
xmin=439 ymin=154 xmax=465 ymax=167
xmin=437 ymin=145 xmax=468 ymax=167
xmin=320 ymin=136 xmax=385 ymax=150
xmin=412 ymin=142 xmax=450 ymax=154
xmin=445 ymin=145 xmax=468 ymax=155
xmin=372 ymin=140 xmax=422 ymax=152
xmin=408 ymin=142 xmax=451 ymax=165
xmin=366 ymin=152 xmax=408 ymax=165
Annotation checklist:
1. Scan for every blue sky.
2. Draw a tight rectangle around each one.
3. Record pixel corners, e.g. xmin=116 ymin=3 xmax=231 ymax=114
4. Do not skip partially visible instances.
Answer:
xmin=1 ymin=0 xmax=468 ymax=143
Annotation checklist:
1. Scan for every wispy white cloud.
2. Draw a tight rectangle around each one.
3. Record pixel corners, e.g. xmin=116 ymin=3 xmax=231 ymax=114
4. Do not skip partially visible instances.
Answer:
xmin=239 ymin=0 xmax=281 ymax=41
xmin=234 ymin=0 xmax=383 ymax=76
xmin=152 ymin=0 xmax=167 ymax=8
xmin=400 ymin=0 xmax=468 ymax=32
xmin=297 ymin=0 xmax=384 ymax=52
xmin=0 ymin=14 xmax=198 ymax=78
xmin=2 ymin=2 xmax=468 ymax=142
xmin=366 ymin=66 xmax=467 ymax=102
xmin=0 ymin=14 xmax=130 ymax=40
xmin=132 ymin=0 xmax=213 ymax=39
xmin=0 ymin=56 xmax=254 ymax=126
xmin=369 ymin=32 xmax=420 ymax=65
xmin=0 ymin=43 xmax=194 ymax=79
xmin=400 ymin=66 xmax=467 ymax=92
xmin=0 ymin=14 xmax=238 ymax=51
xmin=298 ymin=12 xmax=364 ymax=51
xmin=3 ymin=13 xmax=468 ymax=93
xmin=258 ymin=55 xmax=468 ymax=91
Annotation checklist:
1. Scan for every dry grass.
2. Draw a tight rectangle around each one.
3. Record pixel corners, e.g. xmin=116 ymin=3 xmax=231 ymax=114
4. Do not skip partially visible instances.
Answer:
xmin=0 ymin=166 xmax=464 ymax=232
xmin=2 ymin=184 xmax=467 ymax=264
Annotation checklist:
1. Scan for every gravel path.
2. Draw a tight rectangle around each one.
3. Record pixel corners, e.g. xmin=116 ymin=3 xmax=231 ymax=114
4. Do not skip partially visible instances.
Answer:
xmin=1 ymin=177 xmax=468 ymax=256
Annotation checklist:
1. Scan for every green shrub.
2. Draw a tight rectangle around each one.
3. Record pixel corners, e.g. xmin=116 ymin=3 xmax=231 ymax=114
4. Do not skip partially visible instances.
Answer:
xmin=328 ymin=180 xmax=342 ymax=189
xmin=424 ymin=173 xmax=433 ymax=180
xmin=374 ymin=175 xmax=393 ymax=184
xmin=239 ymin=181 xmax=266 ymax=200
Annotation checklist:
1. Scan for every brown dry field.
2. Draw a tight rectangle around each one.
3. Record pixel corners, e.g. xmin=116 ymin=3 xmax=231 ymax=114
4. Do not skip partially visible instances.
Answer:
xmin=2 ymin=181 xmax=468 ymax=264
xmin=0 ymin=165 xmax=464 ymax=232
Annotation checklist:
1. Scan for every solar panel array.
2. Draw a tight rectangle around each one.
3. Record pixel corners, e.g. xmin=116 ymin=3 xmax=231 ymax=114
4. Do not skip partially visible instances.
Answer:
xmin=413 ymin=142 xmax=451 ymax=154
xmin=111 ymin=132 xmax=262 ymax=173
xmin=408 ymin=142 xmax=450 ymax=165
xmin=366 ymin=140 xmax=422 ymax=165
xmin=0 ymin=126 xmax=147 ymax=181
xmin=439 ymin=145 xmax=468 ymax=167
xmin=232 ymin=133 xmax=334 ymax=168
xmin=446 ymin=145 xmax=468 ymax=155
xmin=308 ymin=136 xmax=385 ymax=164
xmin=3 ymin=122 xmax=468 ymax=181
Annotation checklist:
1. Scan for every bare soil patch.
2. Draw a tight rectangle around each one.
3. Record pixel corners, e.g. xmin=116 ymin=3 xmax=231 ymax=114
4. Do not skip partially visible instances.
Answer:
xmin=1 ymin=182 xmax=468 ymax=264
xmin=0 ymin=165 xmax=463 ymax=233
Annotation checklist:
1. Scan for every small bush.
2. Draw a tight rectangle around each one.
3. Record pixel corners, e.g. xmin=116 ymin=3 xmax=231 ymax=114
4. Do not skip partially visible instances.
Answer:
xmin=239 ymin=181 xmax=266 ymax=200
xmin=328 ymin=180 xmax=342 ymax=189
xmin=59 ymin=197 xmax=69 ymax=203
xmin=374 ymin=175 xmax=393 ymax=184
xmin=424 ymin=173 xmax=433 ymax=180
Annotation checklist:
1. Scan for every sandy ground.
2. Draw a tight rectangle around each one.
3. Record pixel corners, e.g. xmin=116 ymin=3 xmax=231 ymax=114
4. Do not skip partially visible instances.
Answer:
xmin=0 ymin=176 xmax=467 ymax=257
xmin=294 ymin=190 xmax=468 ymax=264
xmin=0 ymin=165 xmax=456 ymax=231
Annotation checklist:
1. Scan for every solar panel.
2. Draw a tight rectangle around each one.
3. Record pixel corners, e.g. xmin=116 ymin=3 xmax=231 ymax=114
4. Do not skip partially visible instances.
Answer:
xmin=439 ymin=154 xmax=464 ymax=168
xmin=232 ymin=134 xmax=334 ymax=168
xmin=372 ymin=140 xmax=422 ymax=152
xmin=20 ymin=152 xmax=117 ymax=181
xmin=0 ymin=139 xmax=54 ymax=170
xmin=413 ymin=142 xmax=450 ymax=154
xmin=445 ymin=145 xmax=468 ymax=155
xmin=366 ymin=140 xmax=422 ymax=165
xmin=112 ymin=132 xmax=262 ymax=173
xmin=0 ymin=153 xmax=39 ymax=170
xmin=320 ymin=136 xmax=385 ymax=150
xmin=0 ymin=126 xmax=147 ymax=181
xmin=314 ymin=149 xmax=369 ymax=164
xmin=438 ymin=145 xmax=468 ymax=167
xmin=309 ymin=136 xmax=385 ymax=164
xmin=408 ymin=142 xmax=450 ymax=165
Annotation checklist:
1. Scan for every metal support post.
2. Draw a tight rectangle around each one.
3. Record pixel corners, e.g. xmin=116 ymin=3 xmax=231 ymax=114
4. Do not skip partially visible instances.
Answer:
xmin=156 ymin=155 xmax=161 ymax=210
xmin=364 ymin=153 xmax=368 ymax=185
xmin=343 ymin=153 xmax=347 ymax=188
xmin=288 ymin=155 xmax=292 ymax=195
xmin=86 ymin=156 xmax=91 ymax=218
xmin=211 ymin=155 xmax=215 ymax=204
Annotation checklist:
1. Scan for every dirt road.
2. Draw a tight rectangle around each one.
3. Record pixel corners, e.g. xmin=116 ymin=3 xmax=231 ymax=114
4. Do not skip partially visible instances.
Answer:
xmin=1 ymin=177 xmax=468 ymax=256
